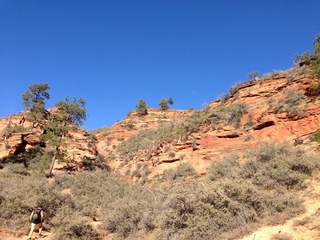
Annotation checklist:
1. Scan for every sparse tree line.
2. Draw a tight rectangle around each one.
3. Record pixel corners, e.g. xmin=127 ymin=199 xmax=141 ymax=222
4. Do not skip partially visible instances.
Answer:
xmin=135 ymin=97 xmax=174 ymax=116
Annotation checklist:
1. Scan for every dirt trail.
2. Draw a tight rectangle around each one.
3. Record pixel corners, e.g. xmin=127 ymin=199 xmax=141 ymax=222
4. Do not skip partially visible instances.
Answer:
xmin=241 ymin=177 xmax=320 ymax=240
xmin=0 ymin=230 xmax=53 ymax=240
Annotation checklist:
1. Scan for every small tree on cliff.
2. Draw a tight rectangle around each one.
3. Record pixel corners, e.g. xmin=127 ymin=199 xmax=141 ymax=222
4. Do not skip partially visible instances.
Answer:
xmin=135 ymin=98 xmax=148 ymax=116
xmin=22 ymin=84 xmax=87 ymax=176
xmin=159 ymin=97 xmax=174 ymax=111
xmin=22 ymin=83 xmax=50 ymax=128
xmin=44 ymin=96 xmax=87 ymax=176
xmin=247 ymin=71 xmax=259 ymax=81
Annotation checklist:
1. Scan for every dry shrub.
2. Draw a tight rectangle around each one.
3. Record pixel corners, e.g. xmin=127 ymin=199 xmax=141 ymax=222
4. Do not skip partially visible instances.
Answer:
xmin=1 ymin=141 xmax=319 ymax=240
xmin=292 ymin=217 xmax=312 ymax=227
xmin=163 ymin=162 xmax=197 ymax=181
xmin=208 ymin=153 xmax=240 ymax=181
xmin=52 ymin=207 xmax=99 ymax=240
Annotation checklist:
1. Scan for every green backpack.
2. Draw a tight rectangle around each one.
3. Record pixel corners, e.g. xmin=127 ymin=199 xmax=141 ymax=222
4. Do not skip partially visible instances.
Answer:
xmin=32 ymin=209 xmax=41 ymax=221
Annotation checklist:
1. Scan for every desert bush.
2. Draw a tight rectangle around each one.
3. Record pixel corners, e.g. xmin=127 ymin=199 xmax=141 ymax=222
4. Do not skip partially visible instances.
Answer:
xmin=163 ymin=163 xmax=197 ymax=181
xmin=260 ymin=70 xmax=284 ymax=81
xmin=103 ymin=199 xmax=144 ymax=238
xmin=244 ymin=143 xmax=319 ymax=190
xmin=221 ymin=93 xmax=231 ymax=104
xmin=307 ymin=81 xmax=320 ymax=96
xmin=101 ymin=180 xmax=155 ymax=239
xmin=125 ymin=119 xmax=136 ymax=130
xmin=229 ymin=81 xmax=245 ymax=96
xmin=275 ymin=90 xmax=306 ymax=118
xmin=292 ymin=217 xmax=312 ymax=227
xmin=309 ymin=82 xmax=320 ymax=92
xmin=208 ymin=153 xmax=240 ymax=181
xmin=155 ymin=184 xmax=219 ymax=239
xmin=251 ymin=142 xmax=286 ymax=163
xmin=152 ymin=178 xmax=301 ymax=240
xmin=52 ymin=207 xmax=99 ymax=240
xmin=310 ymin=129 xmax=320 ymax=142
xmin=88 ymin=132 xmax=97 ymax=142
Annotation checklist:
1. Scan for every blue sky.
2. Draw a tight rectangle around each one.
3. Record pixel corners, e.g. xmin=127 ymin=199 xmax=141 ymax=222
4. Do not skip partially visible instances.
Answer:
xmin=1 ymin=1 xmax=320 ymax=130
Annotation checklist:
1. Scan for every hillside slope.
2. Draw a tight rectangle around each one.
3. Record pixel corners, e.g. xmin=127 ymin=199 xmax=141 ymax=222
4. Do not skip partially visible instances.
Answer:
xmin=94 ymin=65 xmax=320 ymax=182
xmin=1 ymin=65 xmax=320 ymax=240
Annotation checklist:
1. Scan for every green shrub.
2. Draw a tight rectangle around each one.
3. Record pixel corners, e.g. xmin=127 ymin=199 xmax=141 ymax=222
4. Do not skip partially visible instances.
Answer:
xmin=309 ymin=82 xmax=320 ymax=92
xmin=310 ymin=129 xmax=320 ymax=142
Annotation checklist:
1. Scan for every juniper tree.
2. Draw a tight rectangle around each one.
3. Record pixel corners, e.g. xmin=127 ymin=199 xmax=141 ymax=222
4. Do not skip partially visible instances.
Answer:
xmin=135 ymin=98 xmax=147 ymax=116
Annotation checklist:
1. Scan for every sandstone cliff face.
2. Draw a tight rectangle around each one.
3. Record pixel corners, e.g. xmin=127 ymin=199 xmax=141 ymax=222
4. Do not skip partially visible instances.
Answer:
xmin=1 ymin=67 xmax=319 ymax=177
xmin=0 ymin=112 xmax=97 ymax=172
xmin=95 ymin=67 xmax=320 ymax=180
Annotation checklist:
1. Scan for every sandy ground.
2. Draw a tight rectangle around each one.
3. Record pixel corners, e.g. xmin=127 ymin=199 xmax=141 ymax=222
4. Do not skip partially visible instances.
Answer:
xmin=241 ymin=177 xmax=320 ymax=240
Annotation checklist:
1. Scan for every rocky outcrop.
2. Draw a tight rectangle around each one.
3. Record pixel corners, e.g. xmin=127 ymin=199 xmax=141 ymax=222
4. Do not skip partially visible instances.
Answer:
xmin=95 ymin=67 xmax=320 ymax=180
xmin=0 ymin=113 xmax=98 ymax=172
xmin=1 ymin=67 xmax=319 ymax=178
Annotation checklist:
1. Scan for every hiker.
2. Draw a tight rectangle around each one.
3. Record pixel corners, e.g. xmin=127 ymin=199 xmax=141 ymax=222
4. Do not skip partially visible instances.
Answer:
xmin=28 ymin=205 xmax=44 ymax=239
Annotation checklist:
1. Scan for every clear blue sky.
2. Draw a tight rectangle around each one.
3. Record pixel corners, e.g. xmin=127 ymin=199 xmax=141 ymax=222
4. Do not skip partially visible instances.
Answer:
xmin=1 ymin=1 xmax=319 ymax=130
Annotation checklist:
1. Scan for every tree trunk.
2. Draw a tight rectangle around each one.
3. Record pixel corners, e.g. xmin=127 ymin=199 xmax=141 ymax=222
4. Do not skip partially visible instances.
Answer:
xmin=48 ymin=147 xmax=59 ymax=177
xmin=48 ymin=154 xmax=56 ymax=177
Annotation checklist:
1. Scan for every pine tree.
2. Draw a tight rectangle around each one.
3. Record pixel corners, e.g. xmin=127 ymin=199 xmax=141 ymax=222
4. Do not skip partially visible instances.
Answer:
xmin=159 ymin=98 xmax=174 ymax=110
xmin=22 ymin=84 xmax=87 ymax=176
xmin=135 ymin=99 xmax=147 ymax=116
xmin=159 ymin=98 xmax=169 ymax=110
xmin=22 ymin=83 xmax=50 ymax=128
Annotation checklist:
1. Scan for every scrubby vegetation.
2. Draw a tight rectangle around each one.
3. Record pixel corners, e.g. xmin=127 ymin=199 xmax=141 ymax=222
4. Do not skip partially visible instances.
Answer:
xmin=0 ymin=142 xmax=319 ymax=239
xmin=117 ymin=102 xmax=248 ymax=161
xmin=274 ymin=89 xmax=306 ymax=118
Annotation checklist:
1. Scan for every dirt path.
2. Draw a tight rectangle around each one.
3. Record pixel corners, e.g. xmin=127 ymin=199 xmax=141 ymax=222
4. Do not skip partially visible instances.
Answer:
xmin=0 ymin=230 xmax=53 ymax=240
xmin=241 ymin=177 xmax=320 ymax=240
